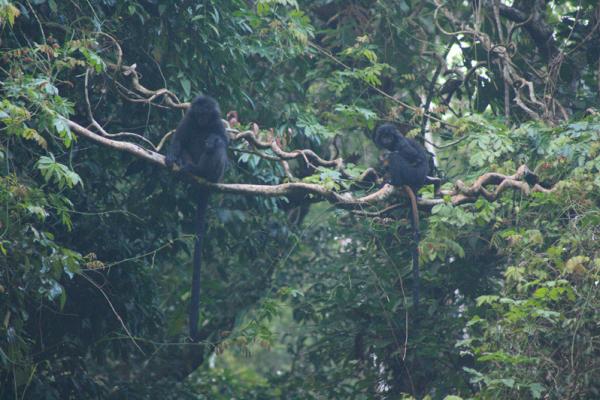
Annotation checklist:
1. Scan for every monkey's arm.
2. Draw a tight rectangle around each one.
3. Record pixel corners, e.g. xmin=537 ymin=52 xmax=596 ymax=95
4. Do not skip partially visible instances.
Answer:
xmin=165 ymin=132 xmax=183 ymax=168
xmin=181 ymin=147 xmax=228 ymax=182
xmin=166 ymin=115 xmax=197 ymax=168
xmin=179 ymin=161 xmax=201 ymax=175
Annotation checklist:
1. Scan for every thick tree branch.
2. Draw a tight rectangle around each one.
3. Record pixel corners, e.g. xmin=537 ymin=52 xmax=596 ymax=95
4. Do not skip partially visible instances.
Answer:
xmin=63 ymin=118 xmax=555 ymax=213
xmin=102 ymin=63 xmax=369 ymax=178
xmin=72 ymin=57 xmax=557 ymax=214
xmin=63 ymin=118 xmax=396 ymax=208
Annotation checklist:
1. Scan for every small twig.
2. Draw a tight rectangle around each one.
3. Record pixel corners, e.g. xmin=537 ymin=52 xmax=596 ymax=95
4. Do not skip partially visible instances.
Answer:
xmin=420 ymin=44 xmax=453 ymax=138
xmin=307 ymin=42 xmax=458 ymax=129
xmin=95 ymin=31 xmax=123 ymax=69
xmin=156 ymin=129 xmax=175 ymax=151
xmin=85 ymin=70 xmax=158 ymax=150
xmin=433 ymin=134 xmax=470 ymax=149
xmin=352 ymin=203 xmax=403 ymax=217
xmin=78 ymin=271 xmax=145 ymax=354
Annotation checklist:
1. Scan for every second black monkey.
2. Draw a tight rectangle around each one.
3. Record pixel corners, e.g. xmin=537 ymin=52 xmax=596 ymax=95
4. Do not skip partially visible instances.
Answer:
xmin=374 ymin=123 xmax=430 ymax=190
xmin=166 ymin=95 xmax=228 ymax=342
xmin=374 ymin=123 xmax=429 ymax=309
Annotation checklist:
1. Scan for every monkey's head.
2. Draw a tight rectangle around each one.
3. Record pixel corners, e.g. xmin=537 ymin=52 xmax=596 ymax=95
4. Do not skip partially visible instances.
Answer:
xmin=373 ymin=123 xmax=399 ymax=151
xmin=190 ymin=95 xmax=222 ymax=126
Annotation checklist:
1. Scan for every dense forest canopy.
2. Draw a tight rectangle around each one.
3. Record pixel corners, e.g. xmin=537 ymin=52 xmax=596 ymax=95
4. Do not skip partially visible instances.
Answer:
xmin=1 ymin=0 xmax=599 ymax=398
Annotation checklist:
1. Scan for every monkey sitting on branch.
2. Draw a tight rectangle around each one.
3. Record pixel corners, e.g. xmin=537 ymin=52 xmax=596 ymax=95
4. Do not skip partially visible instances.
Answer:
xmin=165 ymin=95 xmax=228 ymax=342
xmin=373 ymin=123 xmax=434 ymax=309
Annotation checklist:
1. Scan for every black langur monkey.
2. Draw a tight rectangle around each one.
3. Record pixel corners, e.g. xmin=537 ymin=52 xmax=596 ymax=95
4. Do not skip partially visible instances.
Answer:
xmin=165 ymin=95 xmax=228 ymax=341
xmin=374 ymin=123 xmax=429 ymax=308
xmin=374 ymin=124 xmax=429 ymax=190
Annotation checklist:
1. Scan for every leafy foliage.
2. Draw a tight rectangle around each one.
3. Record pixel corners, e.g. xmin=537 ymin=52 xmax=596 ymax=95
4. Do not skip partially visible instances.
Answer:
xmin=1 ymin=0 xmax=600 ymax=399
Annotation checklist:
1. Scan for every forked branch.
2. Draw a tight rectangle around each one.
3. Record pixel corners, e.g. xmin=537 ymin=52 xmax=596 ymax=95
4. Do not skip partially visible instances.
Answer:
xmin=74 ymin=58 xmax=556 ymax=213
xmin=63 ymin=118 xmax=555 ymax=213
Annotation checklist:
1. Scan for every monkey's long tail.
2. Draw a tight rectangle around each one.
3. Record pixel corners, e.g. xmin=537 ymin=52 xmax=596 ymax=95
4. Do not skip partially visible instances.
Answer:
xmin=403 ymin=186 xmax=420 ymax=310
xmin=190 ymin=190 xmax=210 ymax=342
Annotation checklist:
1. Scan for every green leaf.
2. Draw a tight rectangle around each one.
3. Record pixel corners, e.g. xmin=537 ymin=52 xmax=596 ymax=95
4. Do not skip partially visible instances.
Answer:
xmin=529 ymin=383 xmax=544 ymax=399
xmin=181 ymin=78 xmax=192 ymax=98
xmin=80 ymin=48 xmax=106 ymax=73
xmin=52 ymin=117 xmax=75 ymax=147
xmin=36 ymin=154 xmax=83 ymax=189
xmin=476 ymin=295 xmax=499 ymax=306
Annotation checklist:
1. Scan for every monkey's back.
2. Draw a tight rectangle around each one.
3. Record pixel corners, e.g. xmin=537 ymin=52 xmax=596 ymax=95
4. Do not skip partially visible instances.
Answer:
xmin=387 ymin=138 xmax=429 ymax=191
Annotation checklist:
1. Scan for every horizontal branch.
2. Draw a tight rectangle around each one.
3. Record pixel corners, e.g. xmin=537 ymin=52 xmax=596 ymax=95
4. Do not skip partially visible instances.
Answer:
xmin=449 ymin=165 xmax=555 ymax=206
xmin=111 ymin=63 xmax=361 ymax=179
xmin=72 ymin=60 xmax=557 ymax=214
xmin=64 ymin=118 xmax=395 ymax=208
xmin=64 ymin=118 xmax=555 ymax=213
